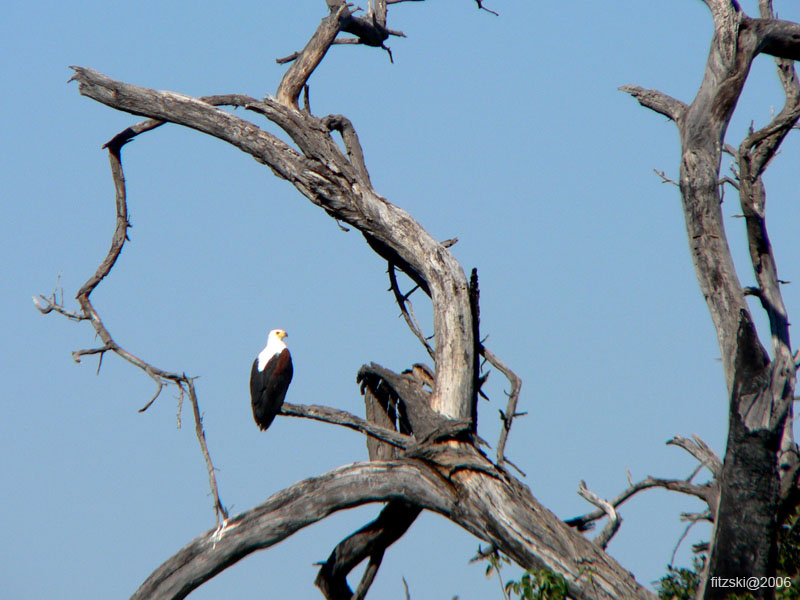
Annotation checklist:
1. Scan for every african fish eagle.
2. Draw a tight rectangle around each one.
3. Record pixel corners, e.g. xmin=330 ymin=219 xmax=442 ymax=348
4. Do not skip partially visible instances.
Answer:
xmin=250 ymin=329 xmax=293 ymax=431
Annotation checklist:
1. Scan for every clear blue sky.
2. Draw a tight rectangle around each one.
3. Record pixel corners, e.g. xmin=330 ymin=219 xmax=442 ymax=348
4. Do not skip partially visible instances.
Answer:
xmin=3 ymin=1 xmax=800 ymax=598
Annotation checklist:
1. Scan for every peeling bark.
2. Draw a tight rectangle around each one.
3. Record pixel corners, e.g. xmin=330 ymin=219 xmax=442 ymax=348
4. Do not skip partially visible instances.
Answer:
xmin=622 ymin=1 xmax=799 ymax=597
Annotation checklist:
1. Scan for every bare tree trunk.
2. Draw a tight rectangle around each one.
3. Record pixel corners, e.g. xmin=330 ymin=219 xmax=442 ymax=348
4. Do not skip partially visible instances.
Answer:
xmin=623 ymin=2 xmax=800 ymax=597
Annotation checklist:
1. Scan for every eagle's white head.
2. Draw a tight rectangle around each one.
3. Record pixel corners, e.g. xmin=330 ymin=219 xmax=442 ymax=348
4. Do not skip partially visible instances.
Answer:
xmin=258 ymin=329 xmax=289 ymax=370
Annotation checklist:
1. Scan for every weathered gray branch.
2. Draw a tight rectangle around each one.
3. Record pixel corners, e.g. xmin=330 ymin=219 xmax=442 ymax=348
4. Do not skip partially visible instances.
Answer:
xmin=566 ymin=440 xmax=719 ymax=534
xmin=69 ymin=67 xmax=475 ymax=422
xmin=618 ymin=85 xmax=686 ymax=122
xmin=36 ymin=127 xmax=228 ymax=524
xmin=481 ymin=345 xmax=523 ymax=470
xmin=130 ymin=454 xmax=655 ymax=600
xmin=754 ymin=17 xmax=800 ymax=61
xmin=281 ymin=401 xmax=411 ymax=449
xmin=577 ymin=481 xmax=621 ymax=550
xmin=277 ymin=6 xmax=345 ymax=108
xmin=667 ymin=435 xmax=723 ymax=478
xmin=315 ymin=501 xmax=420 ymax=598
xmin=388 ymin=263 xmax=435 ymax=358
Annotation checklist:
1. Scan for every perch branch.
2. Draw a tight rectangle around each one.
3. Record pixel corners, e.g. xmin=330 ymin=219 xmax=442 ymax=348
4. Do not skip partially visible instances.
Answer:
xmin=281 ymin=402 xmax=411 ymax=449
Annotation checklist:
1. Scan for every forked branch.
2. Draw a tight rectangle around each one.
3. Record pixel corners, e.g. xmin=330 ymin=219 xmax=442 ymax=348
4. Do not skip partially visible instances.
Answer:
xmin=481 ymin=345 xmax=523 ymax=472
xmin=567 ymin=436 xmax=720 ymax=532
xmin=577 ymin=481 xmax=622 ymax=550
xmin=36 ymin=128 xmax=228 ymax=524
xmin=276 ymin=5 xmax=346 ymax=108
xmin=315 ymin=501 xmax=420 ymax=599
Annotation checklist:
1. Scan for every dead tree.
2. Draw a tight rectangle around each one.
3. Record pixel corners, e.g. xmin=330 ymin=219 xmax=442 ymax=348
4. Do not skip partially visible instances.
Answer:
xmin=622 ymin=0 xmax=800 ymax=597
xmin=36 ymin=1 xmax=800 ymax=599
xmin=37 ymin=2 xmax=655 ymax=599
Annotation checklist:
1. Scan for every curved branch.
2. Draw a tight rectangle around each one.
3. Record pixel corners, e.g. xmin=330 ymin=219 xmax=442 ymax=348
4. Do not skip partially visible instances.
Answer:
xmin=568 ymin=436 xmax=720 ymax=532
xmin=131 ymin=456 xmax=655 ymax=600
xmin=668 ymin=435 xmax=723 ymax=477
xmin=566 ymin=474 xmax=716 ymax=533
xmin=130 ymin=461 xmax=454 ymax=600
xmin=69 ymin=66 xmax=475 ymax=422
xmin=481 ymin=346 xmax=523 ymax=469
xmin=322 ymin=113 xmax=372 ymax=185
xmin=618 ymin=85 xmax=687 ymax=122
xmin=315 ymin=501 xmax=421 ymax=600
xmin=754 ymin=17 xmax=800 ymax=61
xmin=577 ymin=481 xmax=622 ymax=550
xmin=37 ymin=123 xmax=229 ymax=524
xmin=276 ymin=6 xmax=346 ymax=108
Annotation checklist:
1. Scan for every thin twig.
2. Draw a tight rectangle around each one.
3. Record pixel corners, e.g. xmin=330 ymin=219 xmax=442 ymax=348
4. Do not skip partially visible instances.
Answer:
xmin=475 ymin=0 xmax=499 ymax=16
xmin=32 ymin=278 xmax=88 ymax=321
xmin=389 ymin=263 xmax=435 ymax=358
xmin=481 ymin=346 xmax=523 ymax=470
xmin=186 ymin=378 xmax=228 ymax=523
xmin=37 ymin=126 xmax=228 ymax=524
xmin=654 ymin=169 xmax=679 ymax=186
xmin=669 ymin=517 xmax=705 ymax=567
xmin=402 ymin=577 xmax=411 ymax=600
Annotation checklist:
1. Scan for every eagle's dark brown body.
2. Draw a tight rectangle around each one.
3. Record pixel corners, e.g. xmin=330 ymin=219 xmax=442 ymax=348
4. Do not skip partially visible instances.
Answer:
xmin=250 ymin=331 xmax=293 ymax=431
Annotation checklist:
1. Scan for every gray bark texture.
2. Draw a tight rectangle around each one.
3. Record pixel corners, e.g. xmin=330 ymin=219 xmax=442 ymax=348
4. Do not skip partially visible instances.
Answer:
xmin=623 ymin=1 xmax=800 ymax=598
